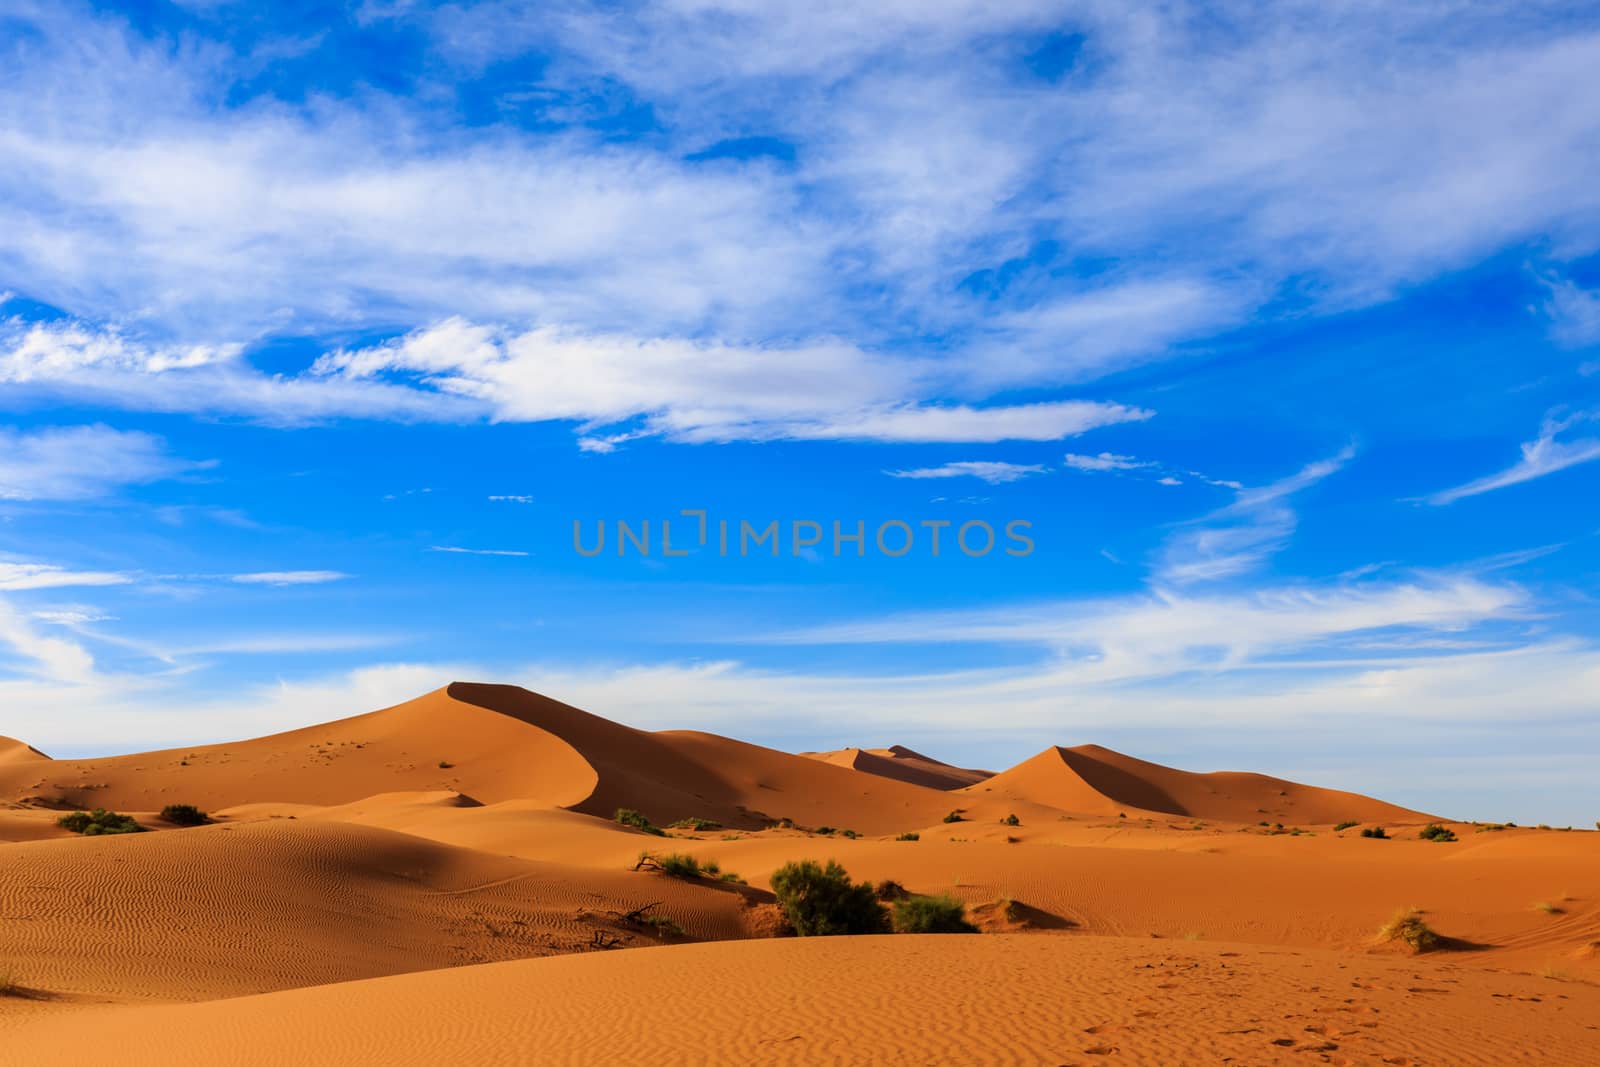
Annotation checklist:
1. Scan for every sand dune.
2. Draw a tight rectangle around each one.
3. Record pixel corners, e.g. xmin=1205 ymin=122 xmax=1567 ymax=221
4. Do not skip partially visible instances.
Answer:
xmin=0 ymin=816 xmax=774 ymax=1005
xmin=3 ymin=682 xmax=1595 ymax=1062
xmin=8 ymin=935 xmax=1598 ymax=1066
xmin=970 ymin=743 xmax=1433 ymax=823
xmin=802 ymin=744 xmax=992 ymax=790
xmin=0 ymin=736 xmax=49 ymax=765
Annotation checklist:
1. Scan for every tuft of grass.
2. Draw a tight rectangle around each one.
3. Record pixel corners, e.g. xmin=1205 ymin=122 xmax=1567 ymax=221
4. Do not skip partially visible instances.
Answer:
xmin=1476 ymin=822 xmax=1511 ymax=832
xmin=437 ymin=760 xmax=454 ymax=769
xmin=1378 ymin=907 xmax=1441 ymax=952
xmin=615 ymin=808 xmax=666 ymax=836
xmin=667 ymin=817 xmax=722 ymax=831
xmin=159 ymin=803 xmax=209 ymax=827
xmin=638 ymin=851 xmax=744 ymax=884
xmin=1360 ymin=826 xmax=1388 ymax=839
xmin=892 ymin=894 xmax=978 ymax=934
xmin=1418 ymin=823 xmax=1457 ymax=843
xmin=895 ymin=831 xmax=920 ymax=842
xmin=0 ymin=967 xmax=18 ymax=998
xmin=1333 ymin=820 xmax=1359 ymax=832
xmin=942 ymin=810 xmax=965 ymax=824
xmin=1183 ymin=931 xmax=1203 ymax=941
xmin=1534 ymin=901 xmax=1565 ymax=915
xmin=642 ymin=914 xmax=685 ymax=938
xmin=1002 ymin=813 xmax=1020 ymax=827
xmin=57 ymin=808 xmax=144 ymax=836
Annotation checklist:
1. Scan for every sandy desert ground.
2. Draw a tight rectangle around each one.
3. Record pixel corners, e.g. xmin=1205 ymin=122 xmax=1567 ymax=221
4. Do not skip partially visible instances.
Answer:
xmin=2 ymin=682 xmax=1597 ymax=1064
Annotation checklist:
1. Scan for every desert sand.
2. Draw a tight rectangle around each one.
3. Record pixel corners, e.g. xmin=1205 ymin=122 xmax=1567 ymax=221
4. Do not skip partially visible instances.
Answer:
xmin=3 ymin=682 xmax=1597 ymax=1063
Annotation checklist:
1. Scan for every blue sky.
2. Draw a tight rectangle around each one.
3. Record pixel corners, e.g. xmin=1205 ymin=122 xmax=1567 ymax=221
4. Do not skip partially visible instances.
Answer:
xmin=2 ymin=1 xmax=1599 ymax=823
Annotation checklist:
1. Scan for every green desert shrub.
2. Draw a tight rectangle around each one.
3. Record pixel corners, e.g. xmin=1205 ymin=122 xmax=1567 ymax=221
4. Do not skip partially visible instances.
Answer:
xmin=942 ymin=810 xmax=965 ymax=824
xmin=615 ymin=808 xmax=666 ymax=836
xmin=1360 ymin=826 xmax=1388 ymax=839
xmin=643 ymin=914 xmax=685 ymax=938
xmin=770 ymin=859 xmax=890 ymax=936
xmin=1002 ymin=813 xmax=1020 ymax=827
xmin=896 ymin=832 xmax=920 ymax=842
xmin=667 ymin=817 xmax=721 ymax=831
xmin=1333 ymin=820 xmax=1359 ymax=832
xmin=892 ymin=894 xmax=978 ymax=934
xmin=159 ymin=804 xmax=209 ymax=827
xmin=1418 ymin=823 xmax=1457 ymax=843
xmin=57 ymin=808 xmax=144 ymax=836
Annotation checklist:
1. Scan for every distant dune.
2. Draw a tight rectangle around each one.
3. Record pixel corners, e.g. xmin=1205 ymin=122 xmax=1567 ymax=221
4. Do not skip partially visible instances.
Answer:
xmin=801 ymin=744 xmax=992 ymax=790
xmin=970 ymin=743 xmax=1434 ymax=823
xmin=1 ymin=683 xmax=1595 ymax=1063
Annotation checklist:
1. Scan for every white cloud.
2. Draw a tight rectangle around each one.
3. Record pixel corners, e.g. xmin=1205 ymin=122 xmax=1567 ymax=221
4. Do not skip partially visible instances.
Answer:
xmin=316 ymin=319 xmax=1152 ymax=444
xmin=488 ymin=495 xmax=534 ymax=504
xmin=757 ymin=573 xmax=1527 ymax=682
xmin=1540 ymin=274 xmax=1600 ymax=347
xmin=229 ymin=571 xmax=350 ymax=586
xmin=0 ymin=424 xmax=201 ymax=501
xmin=429 ymin=546 xmax=530 ymax=557
xmin=0 ymin=595 xmax=98 ymax=683
xmin=886 ymin=461 xmax=1047 ymax=484
xmin=1063 ymin=451 xmax=1151 ymax=472
xmin=1427 ymin=411 xmax=1600 ymax=505
xmin=0 ymin=561 xmax=131 ymax=591
xmin=1156 ymin=445 xmax=1355 ymax=584
xmin=1 ymin=2 xmax=1595 ymax=431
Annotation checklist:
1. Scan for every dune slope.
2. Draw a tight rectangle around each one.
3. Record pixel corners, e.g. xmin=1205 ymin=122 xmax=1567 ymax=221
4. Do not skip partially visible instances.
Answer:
xmin=970 ymin=743 xmax=1433 ymax=823
xmin=6 ymin=935 xmax=1596 ymax=1066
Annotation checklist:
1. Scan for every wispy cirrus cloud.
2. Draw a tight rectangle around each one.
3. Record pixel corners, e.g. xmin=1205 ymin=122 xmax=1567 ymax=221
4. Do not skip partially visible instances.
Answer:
xmin=0 ymin=424 xmax=203 ymax=501
xmin=228 ymin=571 xmax=350 ymax=586
xmin=1155 ymin=446 xmax=1356 ymax=585
xmin=1426 ymin=411 xmax=1600 ymax=505
xmin=886 ymin=461 xmax=1048 ymax=484
xmin=0 ymin=561 xmax=131 ymax=591
xmin=429 ymin=546 xmax=530 ymax=557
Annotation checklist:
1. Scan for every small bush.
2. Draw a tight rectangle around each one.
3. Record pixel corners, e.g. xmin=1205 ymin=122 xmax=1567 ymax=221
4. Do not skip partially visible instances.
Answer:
xmin=57 ymin=808 xmax=144 ymax=836
xmin=1002 ymin=813 xmax=1020 ymax=827
xmin=770 ymin=859 xmax=890 ymax=936
xmin=893 ymin=894 xmax=977 ymax=934
xmin=615 ymin=808 xmax=666 ymax=836
xmin=1333 ymin=820 xmax=1359 ymax=832
xmin=1535 ymin=901 xmax=1565 ymax=915
xmin=1378 ymin=908 xmax=1441 ymax=952
xmin=643 ymin=914 xmax=685 ymax=938
xmin=814 ymin=826 xmax=836 ymax=836
xmin=159 ymin=804 xmax=209 ymax=827
xmin=896 ymin=832 xmax=920 ymax=842
xmin=942 ymin=810 xmax=965 ymax=824
xmin=437 ymin=760 xmax=454 ymax=769
xmin=1360 ymin=826 xmax=1388 ymax=839
xmin=840 ymin=829 xmax=860 ymax=839
xmin=667 ymin=817 xmax=721 ymax=831
xmin=655 ymin=852 xmax=706 ymax=878
xmin=1419 ymin=823 xmax=1457 ymax=843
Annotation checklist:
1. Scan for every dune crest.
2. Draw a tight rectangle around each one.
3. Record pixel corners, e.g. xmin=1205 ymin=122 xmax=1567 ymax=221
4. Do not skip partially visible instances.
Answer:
xmin=969 ymin=743 xmax=1433 ymax=823
xmin=800 ymin=744 xmax=992 ymax=791
xmin=0 ymin=736 xmax=51 ymax=764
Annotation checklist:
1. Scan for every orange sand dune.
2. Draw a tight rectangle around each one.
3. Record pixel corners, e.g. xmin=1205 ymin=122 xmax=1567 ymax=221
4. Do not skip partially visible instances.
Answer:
xmin=0 ymin=736 xmax=49 ymax=765
xmin=970 ymin=743 xmax=1434 ymax=823
xmin=7 ymin=935 xmax=1597 ymax=1066
xmin=802 ymin=744 xmax=992 ymax=790
xmin=5 ymin=680 xmax=1595 ymax=1064
xmin=0 ymin=816 xmax=772 ymax=1005
xmin=0 ymin=684 xmax=958 ymax=834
